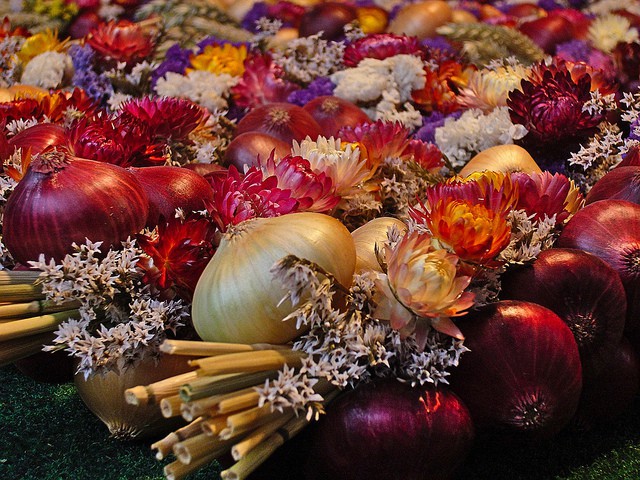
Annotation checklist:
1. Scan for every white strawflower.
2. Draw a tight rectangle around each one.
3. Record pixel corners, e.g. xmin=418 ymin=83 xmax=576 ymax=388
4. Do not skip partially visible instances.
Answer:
xmin=155 ymin=70 xmax=238 ymax=113
xmin=20 ymin=51 xmax=72 ymax=89
xmin=588 ymin=14 xmax=638 ymax=53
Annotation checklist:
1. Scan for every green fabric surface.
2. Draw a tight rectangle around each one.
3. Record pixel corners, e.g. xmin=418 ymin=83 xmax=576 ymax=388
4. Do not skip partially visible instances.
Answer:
xmin=2 ymin=363 xmax=640 ymax=480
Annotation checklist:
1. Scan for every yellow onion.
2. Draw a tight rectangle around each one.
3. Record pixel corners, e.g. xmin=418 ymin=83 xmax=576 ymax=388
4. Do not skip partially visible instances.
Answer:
xmin=351 ymin=217 xmax=407 ymax=273
xmin=451 ymin=9 xmax=478 ymax=23
xmin=387 ymin=1 xmax=453 ymax=39
xmin=459 ymin=144 xmax=542 ymax=177
xmin=192 ymin=212 xmax=356 ymax=344
xmin=74 ymin=354 xmax=194 ymax=440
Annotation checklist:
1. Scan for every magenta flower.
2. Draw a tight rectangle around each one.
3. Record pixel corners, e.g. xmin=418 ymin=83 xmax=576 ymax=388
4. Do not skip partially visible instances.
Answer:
xmin=343 ymin=33 xmax=422 ymax=67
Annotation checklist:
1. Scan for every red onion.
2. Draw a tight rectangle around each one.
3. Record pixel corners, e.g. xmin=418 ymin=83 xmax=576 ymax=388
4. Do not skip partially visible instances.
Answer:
xmin=8 ymin=123 xmax=66 ymax=156
xmin=500 ymin=248 xmax=626 ymax=379
xmin=3 ymin=148 xmax=149 ymax=264
xmin=618 ymin=145 xmax=640 ymax=167
xmin=572 ymin=338 xmax=640 ymax=431
xmin=585 ymin=166 xmax=640 ymax=205
xmin=518 ymin=15 xmax=574 ymax=54
xmin=305 ymin=379 xmax=474 ymax=480
xmin=302 ymin=95 xmax=371 ymax=138
xmin=556 ymin=199 xmax=640 ymax=334
xmin=449 ymin=300 xmax=582 ymax=441
xmin=298 ymin=2 xmax=358 ymax=40
xmin=128 ymin=166 xmax=214 ymax=227
xmin=222 ymin=132 xmax=292 ymax=171
xmin=234 ymin=102 xmax=323 ymax=145
xmin=182 ymin=162 xmax=228 ymax=177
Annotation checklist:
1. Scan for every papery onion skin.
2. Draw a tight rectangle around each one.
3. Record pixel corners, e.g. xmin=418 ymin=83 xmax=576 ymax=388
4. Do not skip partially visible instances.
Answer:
xmin=305 ymin=379 xmax=475 ymax=480
xmin=500 ymin=248 xmax=626 ymax=380
xmin=584 ymin=166 xmax=640 ymax=206
xmin=449 ymin=300 xmax=583 ymax=441
xmin=3 ymin=151 xmax=149 ymax=264
xmin=302 ymin=96 xmax=371 ymax=138
xmin=192 ymin=212 xmax=356 ymax=345
xmin=556 ymin=199 xmax=640 ymax=334
xmin=182 ymin=162 xmax=228 ymax=177
xmin=8 ymin=123 xmax=67 ymax=156
xmin=351 ymin=216 xmax=407 ymax=273
xmin=223 ymin=132 xmax=292 ymax=171
xmin=572 ymin=337 xmax=640 ymax=431
xmin=74 ymin=355 xmax=193 ymax=440
xmin=387 ymin=1 xmax=453 ymax=39
xmin=518 ymin=15 xmax=574 ymax=55
xmin=128 ymin=166 xmax=215 ymax=227
xmin=298 ymin=2 xmax=358 ymax=40
xmin=234 ymin=102 xmax=323 ymax=145
xmin=459 ymin=144 xmax=542 ymax=177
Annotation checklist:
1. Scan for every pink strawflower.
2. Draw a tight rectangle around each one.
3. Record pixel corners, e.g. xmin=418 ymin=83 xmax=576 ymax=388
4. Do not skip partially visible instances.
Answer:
xmin=343 ymin=33 xmax=422 ymax=67
xmin=338 ymin=120 xmax=410 ymax=172
xmin=401 ymin=139 xmax=444 ymax=173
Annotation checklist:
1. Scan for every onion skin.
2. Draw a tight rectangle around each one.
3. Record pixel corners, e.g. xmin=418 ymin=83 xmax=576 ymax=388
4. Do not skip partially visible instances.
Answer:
xmin=449 ymin=300 xmax=583 ymax=441
xmin=518 ymin=15 xmax=574 ymax=55
xmin=584 ymin=166 xmax=640 ymax=205
xmin=302 ymin=96 xmax=371 ymax=138
xmin=305 ymin=379 xmax=475 ymax=480
xmin=556 ymin=199 xmax=640 ymax=334
xmin=234 ymin=102 xmax=323 ymax=145
xmin=222 ymin=132 xmax=292 ymax=171
xmin=74 ymin=355 xmax=193 ymax=440
xmin=182 ymin=162 xmax=228 ymax=177
xmin=500 ymin=248 xmax=626 ymax=380
xmin=351 ymin=216 xmax=407 ymax=273
xmin=128 ymin=166 xmax=214 ymax=227
xmin=192 ymin=212 xmax=356 ymax=344
xmin=298 ymin=2 xmax=358 ymax=40
xmin=572 ymin=338 xmax=640 ymax=431
xmin=3 ymin=151 xmax=149 ymax=264
xmin=459 ymin=144 xmax=542 ymax=177
xmin=387 ymin=1 xmax=453 ymax=39
xmin=8 ymin=123 xmax=67 ymax=156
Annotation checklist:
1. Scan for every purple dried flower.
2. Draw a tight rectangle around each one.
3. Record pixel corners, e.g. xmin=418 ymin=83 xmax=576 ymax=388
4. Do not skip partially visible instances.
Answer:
xmin=287 ymin=76 xmax=335 ymax=106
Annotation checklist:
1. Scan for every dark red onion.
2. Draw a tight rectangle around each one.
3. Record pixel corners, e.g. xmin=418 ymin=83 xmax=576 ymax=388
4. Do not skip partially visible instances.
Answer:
xmin=572 ymin=338 xmax=640 ymax=431
xmin=618 ymin=145 xmax=640 ymax=167
xmin=556 ymin=199 xmax=640 ymax=334
xmin=222 ymin=132 xmax=292 ymax=171
xmin=305 ymin=379 xmax=474 ymax=480
xmin=449 ymin=300 xmax=582 ymax=441
xmin=3 ymin=149 xmax=149 ymax=264
xmin=66 ymin=10 xmax=101 ymax=39
xmin=234 ymin=102 xmax=322 ymax=145
xmin=8 ymin=123 xmax=66 ymax=156
xmin=182 ymin=162 xmax=228 ymax=177
xmin=302 ymin=95 xmax=371 ymax=138
xmin=518 ymin=15 xmax=574 ymax=54
xmin=500 ymin=248 xmax=626 ymax=379
xmin=298 ymin=2 xmax=358 ymax=40
xmin=585 ymin=166 xmax=640 ymax=205
xmin=128 ymin=166 xmax=214 ymax=227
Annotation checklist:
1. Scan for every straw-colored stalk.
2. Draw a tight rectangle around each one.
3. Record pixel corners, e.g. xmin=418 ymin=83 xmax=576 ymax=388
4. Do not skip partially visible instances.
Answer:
xmin=125 ymin=370 xmax=199 ymax=406
xmin=160 ymin=394 xmax=185 ymax=419
xmin=173 ymin=432 xmax=238 ymax=465
xmin=190 ymin=349 xmax=305 ymax=377
xmin=220 ymin=403 xmax=283 ymax=440
xmin=0 ymin=270 xmax=41 ymax=285
xmin=179 ymin=370 xmax=276 ymax=403
xmin=160 ymin=339 xmax=289 ymax=357
xmin=230 ymin=412 xmax=294 ymax=461
xmin=0 ymin=283 xmax=45 ymax=302
xmin=163 ymin=450 xmax=218 ymax=480
xmin=0 ymin=309 xmax=80 ymax=341
xmin=200 ymin=413 xmax=233 ymax=437
xmin=182 ymin=385 xmax=260 ymax=421
xmin=0 ymin=299 xmax=81 ymax=319
xmin=0 ymin=332 xmax=54 ymax=367
xmin=152 ymin=417 xmax=204 ymax=460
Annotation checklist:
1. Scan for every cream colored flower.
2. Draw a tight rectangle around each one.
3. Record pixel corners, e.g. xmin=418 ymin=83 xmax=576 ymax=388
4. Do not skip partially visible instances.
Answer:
xmin=373 ymin=231 xmax=475 ymax=340
xmin=457 ymin=64 xmax=530 ymax=112
xmin=588 ymin=14 xmax=639 ymax=53
xmin=292 ymin=136 xmax=372 ymax=197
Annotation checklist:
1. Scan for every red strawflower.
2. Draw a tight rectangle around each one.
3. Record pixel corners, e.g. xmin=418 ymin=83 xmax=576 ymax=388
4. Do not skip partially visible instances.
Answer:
xmin=401 ymin=139 xmax=444 ymax=173
xmin=510 ymin=171 xmax=584 ymax=225
xmin=259 ymin=153 xmax=340 ymax=213
xmin=267 ymin=1 xmax=306 ymax=27
xmin=529 ymin=59 xmax=618 ymax=96
xmin=231 ymin=53 xmax=299 ymax=109
xmin=338 ymin=120 xmax=410 ymax=172
xmin=67 ymin=113 xmax=164 ymax=167
xmin=507 ymin=66 xmax=604 ymax=145
xmin=0 ymin=89 xmax=97 ymax=125
xmin=87 ymin=20 xmax=155 ymax=66
xmin=0 ymin=16 xmax=29 ymax=38
xmin=343 ymin=33 xmax=422 ymax=67
xmin=118 ymin=96 xmax=206 ymax=141
xmin=137 ymin=216 xmax=217 ymax=301
xmin=205 ymin=166 xmax=299 ymax=232
xmin=412 ymin=59 xmax=470 ymax=114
